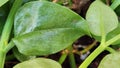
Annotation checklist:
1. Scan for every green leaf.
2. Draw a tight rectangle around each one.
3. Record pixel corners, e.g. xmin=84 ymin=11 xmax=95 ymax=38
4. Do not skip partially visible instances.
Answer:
xmin=86 ymin=1 xmax=118 ymax=36
xmin=93 ymin=23 xmax=120 ymax=45
xmin=13 ymin=58 xmax=62 ymax=68
xmin=110 ymin=0 xmax=120 ymax=10
xmin=13 ymin=1 xmax=89 ymax=56
xmin=13 ymin=47 xmax=36 ymax=62
xmin=98 ymin=52 xmax=120 ymax=68
xmin=13 ymin=28 xmax=83 ymax=56
xmin=0 ymin=0 xmax=9 ymax=7
xmin=14 ymin=1 xmax=89 ymax=36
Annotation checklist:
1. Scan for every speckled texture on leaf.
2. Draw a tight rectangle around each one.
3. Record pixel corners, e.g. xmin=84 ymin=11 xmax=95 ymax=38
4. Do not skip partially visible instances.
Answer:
xmin=13 ymin=1 xmax=88 ymax=56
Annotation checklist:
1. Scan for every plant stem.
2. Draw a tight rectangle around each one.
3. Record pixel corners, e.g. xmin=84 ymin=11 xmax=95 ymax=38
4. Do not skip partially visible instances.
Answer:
xmin=81 ymin=40 xmax=97 ymax=54
xmin=6 ymin=54 xmax=15 ymax=61
xmin=0 ymin=0 xmax=22 ymax=68
xmin=79 ymin=33 xmax=120 ymax=68
xmin=0 ymin=0 xmax=22 ymax=49
xmin=68 ymin=46 xmax=76 ymax=68
xmin=58 ymin=52 xmax=68 ymax=64
xmin=4 ymin=41 xmax=14 ymax=53
xmin=79 ymin=43 xmax=105 ymax=68
xmin=0 ymin=50 xmax=6 ymax=68
xmin=105 ymin=47 xmax=116 ymax=53
xmin=79 ymin=15 xmax=106 ymax=67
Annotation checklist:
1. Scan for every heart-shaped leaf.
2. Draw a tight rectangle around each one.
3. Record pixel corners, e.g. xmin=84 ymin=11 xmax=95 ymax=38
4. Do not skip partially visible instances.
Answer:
xmin=86 ymin=1 xmax=118 ymax=36
xmin=13 ymin=58 xmax=62 ymax=68
xmin=13 ymin=1 xmax=89 ymax=56
xmin=98 ymin=52 xmax=120 ymax=68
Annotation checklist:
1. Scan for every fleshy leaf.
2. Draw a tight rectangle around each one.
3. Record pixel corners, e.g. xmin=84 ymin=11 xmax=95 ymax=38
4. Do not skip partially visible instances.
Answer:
xmin=13 ymin=58 xmax=62 ymax=68
xmin=86 ymin=1 xmax=118 ymax=36
xmin=13 ymin=28 xmax=83 ymax=56
xmin=13 ymin=1 xmax=89 ymax=56
xmin=98 ymin=52 xmax=120 ymax=68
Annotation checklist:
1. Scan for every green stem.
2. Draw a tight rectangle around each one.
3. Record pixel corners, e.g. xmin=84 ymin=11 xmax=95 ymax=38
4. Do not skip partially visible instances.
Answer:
xmin=58 ymin=53 xmax=68 ymax=64
xmin=0 ymin=50 xmax=6 ymax=68
xmin=4 ymin=41 xmax=14 ymax=53
xmin=0 ymin=0 xmax=22 ymax=48
xmin=68 ymin=46 xmax=76 ymax=68
xmin=105 ymin=47 xmax=116 ymax=53
xmin=79 ymin=43 xmax=105 ymax=68
xmin=110 ymin=0 xmax=120 ymax=10
xmin=81 ymin=40 xmax=97 ymax=54
xmin=0 ymin=0 xmax=22 ymax=68
xmin=79 ymin=33 xmax=120 ymax=68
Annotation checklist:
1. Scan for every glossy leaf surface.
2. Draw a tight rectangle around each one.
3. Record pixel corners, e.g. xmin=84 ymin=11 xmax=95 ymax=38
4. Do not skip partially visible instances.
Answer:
xmin=86 ymin=1 xmax=118 ymax=36
xmin=14 ymin=1 xmax=89 ymax=36
xmin=98 ymin=52 xmax=120 ymax=68
xmin=13 ymin=58 xmax=62 ymax=68
xmin=13 ymin=1 xmax=88 ymax=56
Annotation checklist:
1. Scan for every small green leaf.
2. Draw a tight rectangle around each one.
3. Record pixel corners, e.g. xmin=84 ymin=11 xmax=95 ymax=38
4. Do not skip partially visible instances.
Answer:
xmin=13 ymin=58 xmax=62 ymax=68
xmin=86 ymin=1 xmax=118 ymax=36
xmin=98 ymin=52 xmax=120 ymax=68
xmin=13 ymin=1 xmax=88 ymax=56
